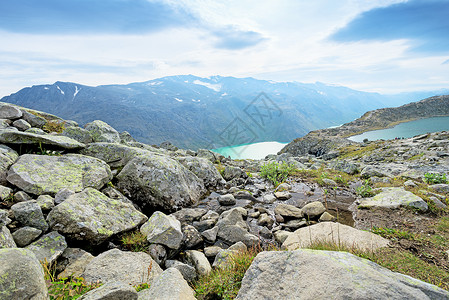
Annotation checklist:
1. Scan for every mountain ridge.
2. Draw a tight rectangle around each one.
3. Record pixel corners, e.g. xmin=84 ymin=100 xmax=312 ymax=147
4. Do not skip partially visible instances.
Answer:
xmin=2 ymin=75 xmax=448 ymax=150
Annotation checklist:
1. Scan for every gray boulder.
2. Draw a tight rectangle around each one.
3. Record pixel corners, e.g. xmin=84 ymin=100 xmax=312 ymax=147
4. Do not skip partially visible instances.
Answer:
xmin=80 ymin=142 xmax=152 ymax=168
xmin=236 ymin=249 xmax=449 ymax=300
xmin=7 ymin=154 xmax=112 ymax=195
xmin=222 ymin=165 xmax=246 ymax=181
xmin=361 ymin=166 xmax=390 ymax=178
xmin=216 ymin=207 xmax=260 ymax=247
xmin=21 ymin=110 xmax=46 ymax=128
xmin=0 ymin=226 xmax=16 ymax=248
xmin=36 ymin=194 xmax=55 ymax=211
xmin=82 ymin=249 xmax=163 ymax=285
xmin=429 ymin=184 xmax=449 ymax=194
xmin=61 ymin=126 xmax=93 ymax=144
xmin=0 ymin=248 xmax=48 ymax=300
xmin=218 ymin=194 xmax=236 ymax=206
xmin=79 ymin=281 xmax=138 ymax=300
xmin=140 ymin=211 xmax=183 ymax=249
xmin=12 ymin=226 xmax=42 ymax=247
xmin=0 ymin=185 xmax=13 ymax=201
xmin=0 ymin=145 xmax=18 ymax=185
xmin=26 ymin=231 xmax=67 ymax=264
xmin=0 ymin=129 xmax=85 ymax=149
xmin=196 ymin=148 xmax=224 ymax=163
xmin=117 ymin=154 xmax=206 ymax=213
xmin=330 ymin=160 xmax=359 ymax=175
xmin=0 ymin=104 xmax=22 ymax=119
xmin=11 ymin=200 xmax=48 ymax=231
xmin=138 ymin=268 xmax=196 ymax=300
xmin=171 ymin=208 xmax=207 ymax=224
xmin=47 ymin=188 xmax=147 ymax=244
xmin=54 ymin=188 xmax=75 ymax=205
xmin=359 ymin=187 xmax=428 ymax=212
xmin=85 ymin=120 xmax=121 ymax=143
xmin=176 ymin=156 xmax=225 ymax=189
xmin=282 ymin=222 xmax=389 ymax=251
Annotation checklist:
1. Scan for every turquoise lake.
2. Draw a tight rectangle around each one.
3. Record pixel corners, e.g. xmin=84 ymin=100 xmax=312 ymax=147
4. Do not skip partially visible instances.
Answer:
xmin=212 ymin=141 xmax=288 ymax=160
xmin=348 ymin=116 xmax=449 ymax=142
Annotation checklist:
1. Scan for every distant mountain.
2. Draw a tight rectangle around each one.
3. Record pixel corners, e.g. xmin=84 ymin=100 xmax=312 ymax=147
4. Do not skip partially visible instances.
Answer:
xmin=1 ymin=75 xmax=448 ymax=149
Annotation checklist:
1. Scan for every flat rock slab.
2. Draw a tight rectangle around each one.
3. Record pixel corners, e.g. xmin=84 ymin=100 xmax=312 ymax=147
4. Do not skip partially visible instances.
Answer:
xmin=359 ymin=187 xmax=428 ymax=212
xmin=0 ymin=129 xmax=85 ymax=149
xmin=48 ymin=188 xmax=147 ymax=244
xmin=7 ymin=154 xmax=112 ymax=195
xmin=82 ymin=249 xmax=163 ymax=285
xmin=282 ymin=222 xmax=389 ymax=251
xmin=236 ymin=250 xmax=449 ymax=300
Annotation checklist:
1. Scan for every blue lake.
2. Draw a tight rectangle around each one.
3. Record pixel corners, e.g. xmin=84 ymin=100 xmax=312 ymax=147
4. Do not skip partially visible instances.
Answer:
xmin=348 ymin=116 xmax=449 ymax=142
xmin=212 ymin=141 xmax=288 ymax=160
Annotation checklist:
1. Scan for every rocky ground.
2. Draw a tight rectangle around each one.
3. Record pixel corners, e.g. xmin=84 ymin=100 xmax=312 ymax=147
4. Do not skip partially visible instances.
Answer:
xmin=1 ymin=101 xmax=449 ymax=299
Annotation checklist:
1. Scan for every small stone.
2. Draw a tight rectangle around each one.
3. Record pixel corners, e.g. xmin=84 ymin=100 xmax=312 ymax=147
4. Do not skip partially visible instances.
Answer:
xmin=259 ymin=226 xmax=272 ymax=239
xmin=283 ymin=219 xmax=307 ymax=230
xmin=219 ymin=194 xmax=236 ymax=206
xmin=57 ymin=248 xmax=94 ymax=279
xmin=321 ymin=178 xmax=337 ymax=187
xmin=165 ymin=260 xmax=197 ymax=282
xmin=148 ymin=244 xmax=167 ymax=266
xmin=302 ymin=201 xmax=326 ymax=219
xmin=201 ymin=226 xmax=218 ymax=243
xmin=182 ymin=225 xmax=203 ymax=249
xmin=262 ymin=193 xmax=276 ymax=204
xmin=248 ymin=211 xmax=260 ymax=218
xmin=12 ymin=119 xmax=31 ymax=131
xmin=12 ymin=226 xmax=42 ymax=247
xmin=184 ymin=250 xmax=211 ymax=276
xmin=0 ymin=185 xmax=13 ymax=201
xmin=35 ymin=194 xmax=55 ymax=211
xmin=204 ymin=246 xmax=222 ymax=257
xmin=257 ymin=213 xmax=274 ymax=228
xmin=276 ymin=183 xmax=291 ymax=192
xmin=319 ymin=212 xmax=336 ymax=222
xmin=78 ymin=281 xmax=137 ymax=300
xmin=275 ymin=204 xmax=303 ymax=219
xmin=275 ymin=214 xmax=284 ymax=223
xmin=404 ymin=180 xmax=417 ymax=187
xmin=274 ymin=230 xmax=291 ymax=244
xmin=0 ymin=209 xmax=11 ymax=227
xmin=141 ymin=211 xmax=183 ymax=250
xmin=274 ymin=191 xmax=292 ymax=200
xmin=14 ymin=191 xmax=31 ymax=203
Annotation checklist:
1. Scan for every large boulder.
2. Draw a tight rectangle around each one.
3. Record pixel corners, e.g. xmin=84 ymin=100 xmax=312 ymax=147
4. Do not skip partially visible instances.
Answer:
xmin=216 ymin=208 xmax=259 ymax=247
xmin=12 ymin=226 xmax=43 ymax=247
xmin=176 ymin=156 xmax=225 ymax=189
xmin=236 ymin=249 xmax=449 ymax=300
xmin=0 ymin=248 xmax=48 ymax=300
xmin=359 ymin=187 xmax=428 ymax=212
xmin=80 ymin=143 xmax=153 ymax=168
xmin=117 ymin=154 xmax=206 ymax=213
xmin=57 ymin=248 xmax=94 ymax=279
xmin=0 ymin=145 xmax=18 ymax=185
xmin=0 ymin=104 xmax=22 ymax=119
xmin=0 ymin=129 xmax=85 ymax=149
xmin=84 ymin=120 xmax=121 ymax=143
xmin=138 ymin=268 xmax=196 ymax=300
xmin=47 ymin=188 xmax=147 ymax=244
xmin=61 ymin=126 xmax=93 ymax=144
xmin=26 ymin=231 xmax=67 ymax=264
xmin=140 ymin=211 xmax=183 ymax=250
xmin=82 ymin=249 xmax=163 ymax=285
xmin=282 ymin=222 xmax=389 ymax=251
xmin=7 ymin=154 xmax=112 ymax=195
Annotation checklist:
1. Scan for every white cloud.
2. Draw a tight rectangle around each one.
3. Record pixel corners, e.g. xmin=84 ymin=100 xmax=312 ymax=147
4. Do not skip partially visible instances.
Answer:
xmin=0 ymin=0 xmax=447 ymax=97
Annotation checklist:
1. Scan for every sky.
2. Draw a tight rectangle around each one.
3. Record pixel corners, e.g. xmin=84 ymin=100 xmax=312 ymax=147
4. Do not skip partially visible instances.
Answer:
xmin=0 ymin=0 xmax=448 ymax=97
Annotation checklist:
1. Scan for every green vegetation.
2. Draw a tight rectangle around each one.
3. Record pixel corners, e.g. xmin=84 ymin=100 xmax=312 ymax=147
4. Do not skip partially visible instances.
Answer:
xmin=408 ymin=153 xmax=424 ymax=161
xmin=355 ymin=180 xmax=375 ymax=198
xmin=338 ymin=142 xmax=382 ymax=159
xmin=42 ymin=261 xmax=102 ymax=300
xmin=293 ymin=167 xmax=355 ymax=187
xmin=371 ymin=226 xmax=416 ymax=241
xmin=43 ymin=120 xmax=65 ymax=134
xmin=193 ymin=247 xmax=262 ymax=300
xmin=215 ymin=162 xmax=226 ymax=177
xmin=120 ymin=231 xmax=148 ymax=252
xmin=260 ymin=161 xmax=295 ymax=186
xmin=424 ymin=172 xmax=448 ymax=184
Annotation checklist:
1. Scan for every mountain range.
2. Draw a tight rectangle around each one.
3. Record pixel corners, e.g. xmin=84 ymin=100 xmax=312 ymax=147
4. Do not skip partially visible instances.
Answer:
xmin=2 ymin=75 xmax=448 ymax=149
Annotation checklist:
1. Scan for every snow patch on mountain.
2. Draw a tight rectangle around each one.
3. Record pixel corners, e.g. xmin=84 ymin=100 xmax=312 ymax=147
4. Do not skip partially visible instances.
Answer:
xmin=193 ymin=80 xmax=221 ymax=92
xmin=56 ymin=85 xmax=65 ymax=95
